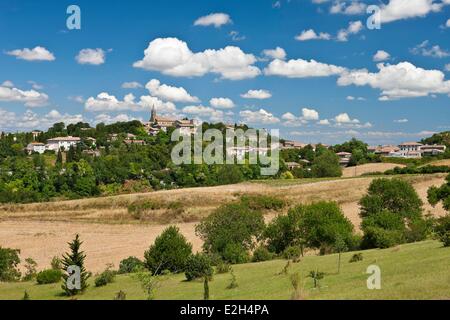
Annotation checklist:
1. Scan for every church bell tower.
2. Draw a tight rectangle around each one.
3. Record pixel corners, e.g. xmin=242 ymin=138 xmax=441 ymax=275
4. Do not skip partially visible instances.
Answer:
xmin=150 ymin=105 xmax=156 ymax=123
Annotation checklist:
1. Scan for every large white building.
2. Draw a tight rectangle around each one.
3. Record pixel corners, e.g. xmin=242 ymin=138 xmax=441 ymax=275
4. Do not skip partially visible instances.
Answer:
xmin=26 ymin=142 xmax=46 ymax=154
xmin=46 ymin=136 xmax=81 ymax=151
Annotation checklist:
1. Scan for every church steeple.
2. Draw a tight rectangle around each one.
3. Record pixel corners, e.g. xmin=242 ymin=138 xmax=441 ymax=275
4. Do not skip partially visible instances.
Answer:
xmin=150 ymin=105 xmax=156 ymax=123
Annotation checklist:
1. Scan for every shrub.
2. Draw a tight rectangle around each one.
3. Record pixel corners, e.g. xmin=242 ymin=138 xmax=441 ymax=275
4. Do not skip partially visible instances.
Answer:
xmin=226 ymin=269 xmax=238 ymax=289
xmin=22 ymin=258 xmax=37 ymax=281
xmin=215 ymin=261 xmax=231 ymax=274
xmin=185 ymin=254 xmax=213 ymax=282
xmin=50 ymin=256 xmax=62 ymax=270
xmin=240 ymin=195 xmax=285 ymax=211
xmin=349 ymin=253 xmax=363 ymax=263
xmin=128 ymin=199 xmax=164 ymax=220
xmin=361 ymin=226 xmax=405 ymax=249
xmin=0 ymin=247 xmax=21 ymax=282
xmin=36 ymin=269 xmax=63 ymax=285
xmin=252 ymin=246 xmax=275 ymax=262
xmin=118 ymin=256 xmax=145 ymax=274
xmin=22 ymin=290 xmax=30 ymax=300
xmin=95 ymin=268 xmax=116 ymax=287
xmin=308 ymin=270 xmax=325 ymax=288
xmin=405 ymin=218 xmax=432 ymax=243
xmin=196 ymin=203 xmax=265 ymax=261
xmin=114 ymin=290 xmax=127 ymax=300
xmin=222 ymin=243 xmax=250 ymax=264
xmin=144 ymin=226 xmax=193 ymax=274
xmin=281 ymin=171 xmax=294 ymax=180
xmin=282 ymin=246 xmax=302 ymax=260
xmin=435 ymin=215 xmax=450 ymax=247
xmin=428 ymin=174 xmax=450 ymax=212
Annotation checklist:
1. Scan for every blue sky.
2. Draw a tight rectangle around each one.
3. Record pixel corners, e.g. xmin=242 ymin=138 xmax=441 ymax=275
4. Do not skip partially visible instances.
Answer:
xmin=1 ymin=0 xmax=449 ymax=145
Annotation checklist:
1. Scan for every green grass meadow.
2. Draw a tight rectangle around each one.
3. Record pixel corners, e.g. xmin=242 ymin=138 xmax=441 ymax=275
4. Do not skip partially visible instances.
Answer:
xmin=0 ymin=240 xmax=449 ymax=300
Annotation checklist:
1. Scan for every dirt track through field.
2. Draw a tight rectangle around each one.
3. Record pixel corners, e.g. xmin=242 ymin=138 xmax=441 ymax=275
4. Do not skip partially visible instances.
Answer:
xmin=0 ymin=174 xmax=447 ymax=272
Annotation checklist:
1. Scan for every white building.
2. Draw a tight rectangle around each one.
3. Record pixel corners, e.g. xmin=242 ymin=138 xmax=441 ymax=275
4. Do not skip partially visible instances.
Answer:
xmin=26 ymin=142 xmax=46 ymax=154
xmin=46 ymin=136 xmax=81 ymax=151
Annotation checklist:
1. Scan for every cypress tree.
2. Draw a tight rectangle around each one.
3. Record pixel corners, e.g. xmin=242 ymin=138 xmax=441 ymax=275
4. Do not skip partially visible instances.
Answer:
xmin=61 ymin=234 xmax=90 ymax=296
xmin=56 ymin=149 xmax=63 ymax=166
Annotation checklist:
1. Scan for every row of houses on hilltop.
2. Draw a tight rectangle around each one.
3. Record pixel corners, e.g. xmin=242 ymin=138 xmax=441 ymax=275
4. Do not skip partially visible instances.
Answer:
xmin=368 ymin=142 xmax=447 ymax=159
xmin=26 ymin=136 xmax=84 ymax=154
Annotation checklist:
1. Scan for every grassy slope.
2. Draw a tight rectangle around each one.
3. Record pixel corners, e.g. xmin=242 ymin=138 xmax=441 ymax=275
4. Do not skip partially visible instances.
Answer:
xmin=1 ymin=240 xmax=449 ymax=300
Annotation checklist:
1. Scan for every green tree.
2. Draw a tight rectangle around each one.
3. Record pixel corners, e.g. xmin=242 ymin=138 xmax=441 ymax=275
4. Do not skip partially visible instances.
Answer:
xmin=311 ymin=150 xmax=342 ymax=178
xmin=144 ymin=226 xmax=193 ymax=274
xmin=428 ymin=173 xmax=450 ymax=212
xmin=360 ymin=178 xmax=426 ymax=248
xmin=0 ymin=247 xmax=21 ymax=282
xmin=289 ymin=202 xmax=355 ymax=254
xmin=61 ymin=234 xmax=90 ymax=296
xmin=264 ymin=209 xmax=305 ymax=254
xmin=196 ymin=203 xmax=265 ymax=261
xmin=360 ymin=178 xmax=423 ymax=219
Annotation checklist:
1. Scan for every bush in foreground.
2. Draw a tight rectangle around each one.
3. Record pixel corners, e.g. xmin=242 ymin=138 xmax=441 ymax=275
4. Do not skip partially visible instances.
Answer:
xmin=36 ymin=269 xmax=63 ymax=285
xmin=144 ymin=226 xmax=193 ymax=274
xmin=252 ymin=246 xmax=275 ymax=262
xmin=185 ymin=253 xmax=213 ymax=281
xmin=95 ymin=267 xmax=116 ymax=287
xmin=118 ymin=256 xmax=145 ymax=274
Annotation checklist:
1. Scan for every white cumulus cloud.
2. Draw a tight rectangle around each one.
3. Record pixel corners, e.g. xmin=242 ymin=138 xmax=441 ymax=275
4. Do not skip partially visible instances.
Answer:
xmin=373 ymin=50 xmax=391 ymax=62
xmin=6 ymin=46 xmax=55 ymax=61
xmin=337 ymin=61 xmax=450 ymax=100
xmin=210 ymin=97 xmax=235 ymax=109
xmin=0 ymin=84 xmax=49 ymax=107
xmin=145 ymin=79 xmax=200 ymax=103
xmin=194 ymin=13 xmax=232 ymax=28
xmin=337 ymin=20 xmax=363 ymax=42
xmin=295 ymin=29 xmax=331 ymax=41
xmin=133 ymin=37 xmax=260 ymax=80
xmin=262 ymin=47 xmax=287 ymax=60
xmin=240 ymin=109 xmax=280 ymax=124
xmin=264 ymin=58 xmax=345 ymax=78
xmin=76 ymin=48 xmax=106 ymax=65
xmin=241 ymin=89 xmax=272 ymax=100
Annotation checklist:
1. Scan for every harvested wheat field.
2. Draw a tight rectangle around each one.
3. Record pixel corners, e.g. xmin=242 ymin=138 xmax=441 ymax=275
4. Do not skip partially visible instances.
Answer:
xmin=425 ymin=159 xmax=450 ymax=167
xmin=0 ymin=174 xmax=447 ymax=272
xmin=342 ymin=163 xmax=405 ymax=177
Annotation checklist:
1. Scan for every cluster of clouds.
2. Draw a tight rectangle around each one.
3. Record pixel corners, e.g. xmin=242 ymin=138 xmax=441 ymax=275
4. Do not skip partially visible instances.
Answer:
xmin=3 ymin=6 xmax=449 ymax=135
xmin=281 ymin=107 xmax=371 ymax=129
xmin=0 ymin=108 xmax=83 ymax=130
xmin=5 ymin=46 xmax=110 ymax=65
xmin=313 ymin=0 xmax=450 ymax=24
xmin=0 ymin=81 xmax=49 ymax=107
xmin=133 ymin=38 xmax=260 ymax=80
xmin=295 ymin=20 xmax=363 ymax=42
